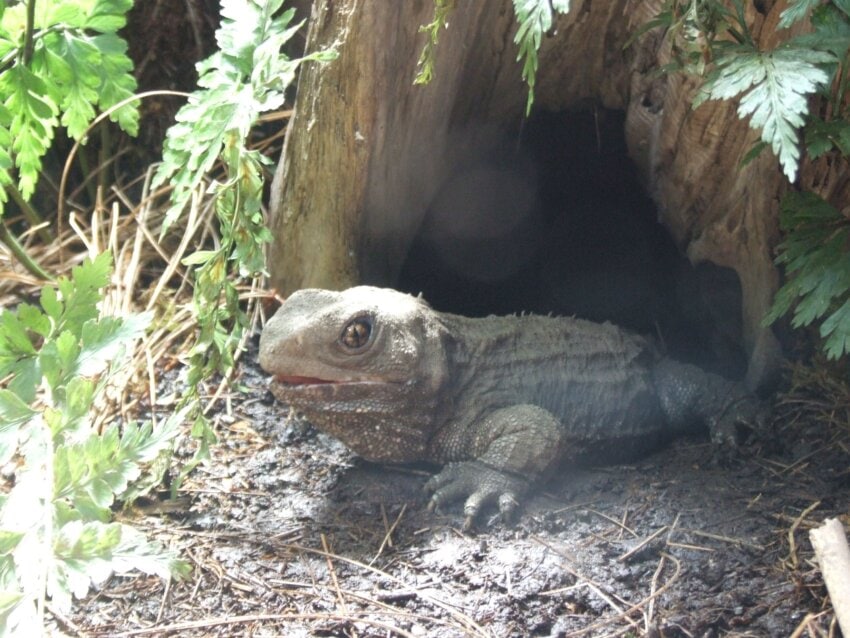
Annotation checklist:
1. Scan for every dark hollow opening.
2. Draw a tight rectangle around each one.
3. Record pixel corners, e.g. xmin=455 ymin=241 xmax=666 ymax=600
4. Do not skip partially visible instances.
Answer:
xmin=397 ymin=107 xmax=748 ymax=378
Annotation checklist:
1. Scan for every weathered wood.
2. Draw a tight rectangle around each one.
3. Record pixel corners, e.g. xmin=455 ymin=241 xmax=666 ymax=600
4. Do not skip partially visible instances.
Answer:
xmin=810 ymin=518 xmax=850 ymax=636
xmin=268 ymin=0 xmax=636 ymax=293
xmin=267 ymin=0 xmax=850 ymax=388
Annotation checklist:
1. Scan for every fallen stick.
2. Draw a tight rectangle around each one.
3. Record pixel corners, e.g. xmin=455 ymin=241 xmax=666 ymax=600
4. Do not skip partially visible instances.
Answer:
xmin=810 ymin=517 xmax=850 ymax=636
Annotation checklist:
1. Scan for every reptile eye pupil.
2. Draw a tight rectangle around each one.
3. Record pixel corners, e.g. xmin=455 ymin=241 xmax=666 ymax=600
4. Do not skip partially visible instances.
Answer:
xmin=341 ymin=317 xmax=372 ymax=349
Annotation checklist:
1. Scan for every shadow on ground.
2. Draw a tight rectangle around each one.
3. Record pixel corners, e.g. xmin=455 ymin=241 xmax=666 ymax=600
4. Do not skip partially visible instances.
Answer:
xmin=64 ymin=352 xmax=845 ymax=637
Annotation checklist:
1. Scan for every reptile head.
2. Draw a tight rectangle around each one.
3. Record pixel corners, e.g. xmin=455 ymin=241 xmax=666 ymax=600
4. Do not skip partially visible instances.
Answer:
xmin=258 ymin=286 xmax=450 ymax=462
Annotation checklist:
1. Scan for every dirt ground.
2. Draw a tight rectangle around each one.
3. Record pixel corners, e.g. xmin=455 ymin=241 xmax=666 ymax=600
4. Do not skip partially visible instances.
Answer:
xmin=61 ymin=346 xmax=848 ymax=637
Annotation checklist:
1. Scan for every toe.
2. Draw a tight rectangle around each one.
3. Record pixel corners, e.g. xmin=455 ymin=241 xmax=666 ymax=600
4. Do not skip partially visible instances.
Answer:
xmin=463 ymin=488 xmax=498 ymax=522
xmin=498 ymin=491 xmax=519 ymax=522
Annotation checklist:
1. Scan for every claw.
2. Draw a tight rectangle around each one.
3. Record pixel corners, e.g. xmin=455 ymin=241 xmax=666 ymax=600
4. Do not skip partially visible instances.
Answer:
xmin=463 ymin=515 xmax=474 ymax=532
xmin=421 ymin=461 xmax=530 ymax=528
xmin=498 ymin=492 xmax=519 ymax=522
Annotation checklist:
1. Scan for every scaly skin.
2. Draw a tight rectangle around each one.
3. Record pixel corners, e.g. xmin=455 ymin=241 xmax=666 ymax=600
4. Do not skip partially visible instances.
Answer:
xmin=259 ymin=286 xmax=764 ymax=529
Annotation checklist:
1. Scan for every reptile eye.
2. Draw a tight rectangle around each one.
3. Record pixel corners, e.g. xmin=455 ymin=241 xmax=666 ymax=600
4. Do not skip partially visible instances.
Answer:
xmin=340 ymin=316 xmax=373 ymax=350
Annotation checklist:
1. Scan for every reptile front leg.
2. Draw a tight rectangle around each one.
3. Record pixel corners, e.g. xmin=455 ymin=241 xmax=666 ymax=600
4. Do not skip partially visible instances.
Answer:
xmin=425 ymin=404 xmax=564 ymax=530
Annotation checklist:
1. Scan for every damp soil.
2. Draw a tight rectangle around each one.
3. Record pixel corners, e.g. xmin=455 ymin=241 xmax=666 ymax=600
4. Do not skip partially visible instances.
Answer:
xmin=62 ymin=349 xmax=847 ymax=637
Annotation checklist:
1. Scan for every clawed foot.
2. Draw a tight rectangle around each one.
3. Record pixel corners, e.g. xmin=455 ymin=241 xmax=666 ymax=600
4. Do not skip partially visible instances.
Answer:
xmin=709 ymin=396 xmax=771 ymax=449
xmin=423 ymin=461 xmax=529 ymax=531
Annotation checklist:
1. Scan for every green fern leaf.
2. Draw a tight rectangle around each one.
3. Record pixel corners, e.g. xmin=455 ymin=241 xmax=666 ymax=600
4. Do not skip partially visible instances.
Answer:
xmin=821 ymin=299 xmax=850 ymax=359
xmin=700 ymin=47 xmax=834 ymax=180
xmin=89 ymin=33 xmax=138 ymax=136
xmin=153 ymin=1 xmax=332 ymax=231
xmin=414 ymin=0 xmax=454 ymax=85
xmin=85 ymin=0 xmax=133 ymax=32
xmin=513 ymin=0 xmax=551 ymax=115
xmin=53 ymin=251 xmax=113 ymax=337
xmin=790 ymin=4 xmax=850 ymax=58
xmin=1 ymin=66 xmax=59 ymax=199
xmin=512 ymin=0 xmax=570 ymax=114
xmin=42 ymin=33 xmax=102 ymax=140
xmin=766 ymin=192 xmax=850 ymax=359
xmin=778 ymin=0 xmax=822 ymax=28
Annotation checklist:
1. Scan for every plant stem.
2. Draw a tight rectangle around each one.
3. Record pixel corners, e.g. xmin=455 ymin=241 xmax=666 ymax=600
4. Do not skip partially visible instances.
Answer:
xmin=75 ymin=143 xmax=99 ymax=206
xmin=6 ymin=183 xmax=53 ymax=244
xmin=98 ymin=123 xmax=111 ymax=202
xmin=23 ymin=0 xmax=37 ymax=65
xmin=0 ymin=219 xmax=53 ymax=280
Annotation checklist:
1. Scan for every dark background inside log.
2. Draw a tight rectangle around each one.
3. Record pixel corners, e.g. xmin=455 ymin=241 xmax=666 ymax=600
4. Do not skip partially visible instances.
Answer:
xmin=398 ymin=106 xmax=747 ymax=378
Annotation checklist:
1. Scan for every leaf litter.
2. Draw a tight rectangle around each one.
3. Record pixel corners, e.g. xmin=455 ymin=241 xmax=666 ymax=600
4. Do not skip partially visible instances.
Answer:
xmin=52 ymin=352 xmax=847 ymax=637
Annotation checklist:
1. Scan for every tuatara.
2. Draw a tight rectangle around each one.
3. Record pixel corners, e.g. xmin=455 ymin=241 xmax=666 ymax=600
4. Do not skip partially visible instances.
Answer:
xmin=259 ymin=286 xmax=764 ymax=528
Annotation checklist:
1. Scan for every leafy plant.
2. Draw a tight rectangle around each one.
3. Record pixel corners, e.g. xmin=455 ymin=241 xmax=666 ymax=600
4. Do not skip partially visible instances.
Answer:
xmin=0 ymin=252 xmax=189 ymax=634
xmin=636 ymin=0 xmax=840 ymax=181
xmin=634 ymin=0 xmax=850 ymax=359
xmin=512 ymin=0 xmax=571 ymax=114
xmin=763 ymin=193 xmax=850 ymax=360
xmin=690 ymin=2 xmax=837 ymax=181
xmin=415 ymin=0 xmax=571 ymax=113
xmin=0 ymin=0 xmax=139 ymax=282
xmin=0 ymin=0 xmax=138 ymax=213
xmin=414 ymin=0 xmax=454 ymax=85
xmin=151 ymin=0 xmax=337 ymax=477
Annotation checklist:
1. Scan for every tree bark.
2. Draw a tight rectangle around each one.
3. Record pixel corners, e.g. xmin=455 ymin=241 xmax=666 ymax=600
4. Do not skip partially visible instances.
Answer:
xmin=267 ymin=0 xmax=850 ymax=389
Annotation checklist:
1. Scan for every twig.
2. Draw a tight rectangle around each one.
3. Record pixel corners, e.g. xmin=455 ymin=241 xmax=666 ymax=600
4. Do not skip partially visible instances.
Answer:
xmin=645 ymin=554 xmax=666 ymax=633
xmin=666 ymin=541 xmax=715 ymax=553
xmin=788 ymin=500 xmax=821 ymax=569
xmin=371 ymin=503 xmax=407 ymax=565
xmin=156 ymin=576 xmax=171 ymax=624
xmin=810 ymin=518 xmax=850 ymax=636
xmin=6 ymin=181 xmax=52 ymax=243
xmin=104 ymin=612 xmax=419 ymax=637
xmin=617 ymin=526 xmax=668 ymax=563
xmin=287 ymin=543 xmax=490 ymax=637
xmin=681 ymin=528 xmax=764 ymax=550
xmin=0 ymin=220 xmax=52 ymax=280
xmin=321 ymin=534 xmax=348 ymax=613
xmin=564 ymin=552 xmax=682 ymax=638
xmin=583 ymin=508 xmax=637 ymax=537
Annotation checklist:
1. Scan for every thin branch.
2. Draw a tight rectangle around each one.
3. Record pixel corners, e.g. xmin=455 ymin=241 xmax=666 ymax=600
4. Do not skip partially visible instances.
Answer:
xmin=0 ymin=219 xmax=52 ymax=280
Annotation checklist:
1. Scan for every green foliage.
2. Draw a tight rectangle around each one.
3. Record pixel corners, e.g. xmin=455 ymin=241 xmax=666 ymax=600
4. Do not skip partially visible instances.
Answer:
xmin=640 ymin=0 xmax=838 ymax=181
xmin=779 ymin=0 xmax=822 ymax=29
xmin=636 ymin=1 xmax=850 ymax=360
xmin=763 ymin=193 xmax=850 ymax=359
xmin=152 ymin=0 xmax=336 ymax=476
xmin=414 ymin=0 xmax=454 ymax=85
xmin=695 ymin=46 xmax=833 ymax=180
xmin=512 ymin=0 xmax=571 ymax=114
xmin=0 ymin=0 xmax=138 ymax=213
xmin=413 ymin=0 xmax=572 ymax=113
xmin=0 ymin=253 xmax=188 ymax=633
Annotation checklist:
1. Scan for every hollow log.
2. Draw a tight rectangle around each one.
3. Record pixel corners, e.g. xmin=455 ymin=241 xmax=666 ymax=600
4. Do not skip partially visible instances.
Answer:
xmin=267 ymin=0 xmax=850 ymax=389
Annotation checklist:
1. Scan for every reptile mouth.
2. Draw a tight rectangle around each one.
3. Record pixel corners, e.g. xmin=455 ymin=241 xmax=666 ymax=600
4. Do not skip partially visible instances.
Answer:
xmin=274 ymin=375 xmax=392 ymax=386
xmin=275 ymin=375 xmax=336 ymax=386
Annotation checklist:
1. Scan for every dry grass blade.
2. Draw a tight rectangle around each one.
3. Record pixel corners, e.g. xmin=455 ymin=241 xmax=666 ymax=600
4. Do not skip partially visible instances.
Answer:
xmin=644 ymin=554 xmax=666 ymax=633
xmin=320 ymin=533 xmax=348 ymax=613
xmin=787 ymin=501 xmax=822 ymax=569
xmin=371 ymin=503 xmax=407 ymax=565
xmin=104 ymin=612 xmax=422 ymax=637
xmin=286 ymin=543 xmax=492 ymax=638
xmin=679 ymin=528 xmax=764 ymax=550
xmin=583 ymin=508 xmax=638 ymax=536
xmin=617 ymin=525 xmax=667 ymax=562
xmin=564 ymin=552 xmax=683 ymax=638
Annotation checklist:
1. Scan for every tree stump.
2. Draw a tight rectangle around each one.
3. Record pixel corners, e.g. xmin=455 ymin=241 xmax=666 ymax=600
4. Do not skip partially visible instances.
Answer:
xmin=267 ymin=0 xmax=850 ymax=389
